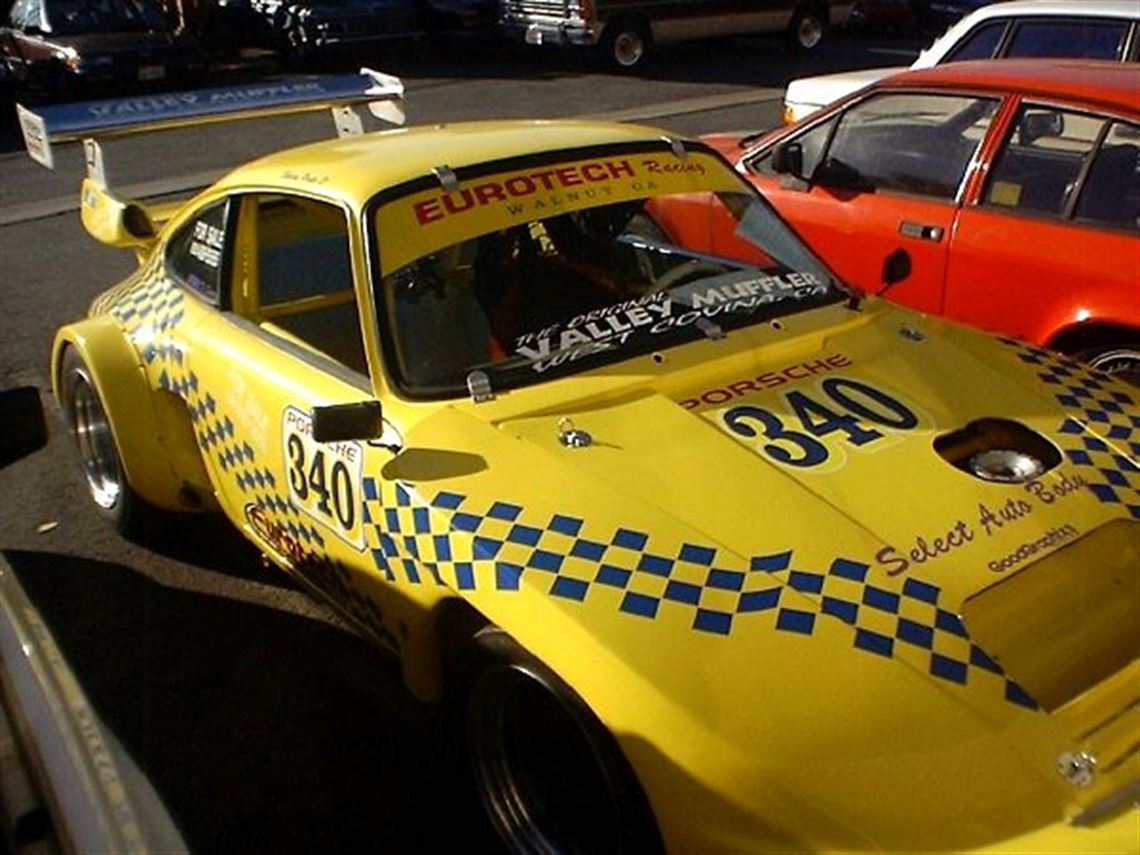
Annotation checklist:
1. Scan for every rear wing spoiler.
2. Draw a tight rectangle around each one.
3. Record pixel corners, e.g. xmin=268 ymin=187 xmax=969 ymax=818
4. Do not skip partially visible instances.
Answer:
xmin=17 ymin=67 xmax=404 ymax=176
xmin=16 ymin=69 xmax=403 ymax=250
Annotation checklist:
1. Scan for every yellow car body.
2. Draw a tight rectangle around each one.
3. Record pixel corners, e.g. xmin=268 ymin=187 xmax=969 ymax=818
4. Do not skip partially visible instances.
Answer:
xmin=45 ymin=107 xmax=1139 ymax=853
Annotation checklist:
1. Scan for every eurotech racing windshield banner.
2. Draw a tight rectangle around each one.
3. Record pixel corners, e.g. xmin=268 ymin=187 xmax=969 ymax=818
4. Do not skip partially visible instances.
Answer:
xmin=374 ymin=151 xmax=743 ymax=274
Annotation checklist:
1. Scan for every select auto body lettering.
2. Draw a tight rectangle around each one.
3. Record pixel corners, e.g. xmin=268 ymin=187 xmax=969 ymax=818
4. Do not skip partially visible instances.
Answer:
xmin=876 ymin=471 xmax=1088 ymax=576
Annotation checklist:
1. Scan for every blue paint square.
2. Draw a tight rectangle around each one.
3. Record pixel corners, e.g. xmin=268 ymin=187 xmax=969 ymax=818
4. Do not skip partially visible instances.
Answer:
xmin=454 ymin=562 xmax=475 ymax=590
xmin=935 ymin=609 xmax=968 ymax=637
xmin=776 ymin=609 xmax=815 ymax=635
xmin=902 ymin=578 xmax=939 ymax=605
xmin=451 ymin=512 xmax=481 ymax=532
xmin=897 ymin=618 xmax=934 ymax=649
xmin=402 ymin=559 xmax=420 ymax=584
xmin=638 ymin=554 xmax=674 ymax=577
xmin=751 ymin=551 xmax=792 ymax=573
xmin=570 ymin=539 xmax=607 ymax=561
xmin=551 ymin=577 xmax=589 ymax=601
xmin=822 ymin=597 xmax=857 ymax=625
xmin=507 ymin=524 xmax=542 ymax=546
xmin=433 ymin=491 xmax=464 ymax=509
xmin=596 ymin=565 xmax=631 ymax=588
xmin=1004 ymin=681 xmax=1038 ymax=710
xmin=829 ymin=558 xmax=869 ymax=582
xmin=789 ymin=571 xmax=824 ymax=594
xmin=664 ymin=580 xmax=701 ymax=605
xmin=930 ymin=654 xmax=968 ymax=684
xmin=473 ymin=537 xmax=503 ymax=559
xmin=969 ymin=645 xmax=1002 ymax=674
xmin=549 ymin=515 xmax=583 ymax=537
xmin=432 ymin=535 xmax=452 ymax=562
xmin=738 ymin=588 xmax=780 ymax=612
xmin=620 ymin=592 xmax=659 ymax=619
xmin=495 ymin=562 xmax=523 ymax=590
xmin=706 ymin=569 xmax=744 ymax=591
xmin=863 ymin=586 xmax=900 ymax=614
xmin=694 ymin=610 xmax=732 ymax=635
xmin=679 ymin=544 xmax=716 ymax=565
xmin=487 ymin=502 xmax=523 ymax=521
xmin=855 ymin=629 xmax=893 ymax=657
xmin=528 ymin=550 xmax=563 ymax=573
xmin=613 ymin=529 xmax=649 ymax=551
xmin=412 ymin=507 xmax=430 ymax=533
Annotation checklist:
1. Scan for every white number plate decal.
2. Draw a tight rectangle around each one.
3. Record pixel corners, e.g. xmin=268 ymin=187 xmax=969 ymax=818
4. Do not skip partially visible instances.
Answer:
xmin=282 ymin=406 xmax=365 ymax=550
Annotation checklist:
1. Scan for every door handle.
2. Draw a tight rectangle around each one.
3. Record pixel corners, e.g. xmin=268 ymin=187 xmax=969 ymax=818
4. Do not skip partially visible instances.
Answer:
xmin=899 ymin=221 xmax=944 ymax=242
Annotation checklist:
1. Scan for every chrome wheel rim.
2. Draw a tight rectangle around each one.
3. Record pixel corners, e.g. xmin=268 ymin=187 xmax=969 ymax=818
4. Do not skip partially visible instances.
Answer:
xmin=613 ymin=31 xmax=645 ymax=66
xmin=797 ymin=16 xmax=823 ymax=48
xmin=70 ymin=372 xmax=121 ymax=510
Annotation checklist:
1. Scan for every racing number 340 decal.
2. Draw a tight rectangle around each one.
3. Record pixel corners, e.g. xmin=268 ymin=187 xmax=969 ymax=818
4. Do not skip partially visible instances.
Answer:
xmin=722 ymin=378 xmax=920 ymax=469
xmin=283 ymin=406 xmax=365 ymax=550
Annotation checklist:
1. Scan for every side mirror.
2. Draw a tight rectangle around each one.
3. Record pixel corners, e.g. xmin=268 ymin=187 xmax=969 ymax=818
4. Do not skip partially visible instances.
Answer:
xmin=881 ymin=248 xmax=912 ymax=289
xmin=771 ymin=141 xmax=804 ymax=179
xmin=311 ymin=401 xmax=383 ymax=443
xmin=1019 ymin=111 xmax=1064 ymax=145
xmin=0 ymin=387 xmax=47 ymax=468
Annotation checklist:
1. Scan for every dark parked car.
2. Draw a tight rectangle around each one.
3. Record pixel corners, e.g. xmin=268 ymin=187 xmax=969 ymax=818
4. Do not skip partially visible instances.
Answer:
xmin=268 ymin=0 xmax=423 ymax=64
xmin=1 ymin=0 xmax=207 ymax=100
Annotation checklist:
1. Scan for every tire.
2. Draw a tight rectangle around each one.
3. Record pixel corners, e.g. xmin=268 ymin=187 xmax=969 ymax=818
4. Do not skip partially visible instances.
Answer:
xmin=60 ymin=349 xmax=147 ymax=536
xmin=786 ymin=3 xmax=828 ymax=53
xmin=455 ymin=628 xmax=663 ymax=855
xmin=1080 ymin=345 xmax=1140 ymax=388
xmin=600 ymin=19 xmax=651 ymax=71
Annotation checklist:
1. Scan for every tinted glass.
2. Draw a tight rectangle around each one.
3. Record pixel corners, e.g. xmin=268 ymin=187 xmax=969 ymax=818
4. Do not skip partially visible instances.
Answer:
xmin=984 ymin=106 xmax=1105 ymax=217
xmin=1075 ymin=121 xmax=1140 ymax=230
xmin=256 ymin=196 xmax=352 ymax=306
xmin=944 ymin=21 xmax=1005 ymax=62
xmin=166 ymin=198 xmax=232 ymax=303
xmin=815 ymin=93 xmax=999 ymax=199
xmin=1005 ymin=20 xmax=1128 ymax=60
xmin=370 ymin=149 xmax=841 ymax=398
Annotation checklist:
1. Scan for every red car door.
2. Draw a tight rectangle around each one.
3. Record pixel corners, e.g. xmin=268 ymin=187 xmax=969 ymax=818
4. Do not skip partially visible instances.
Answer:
xmin=945 ymin=103 xmax=1140 ymax=348
xmin=742 ymin=90 xmax=1003 ymax=314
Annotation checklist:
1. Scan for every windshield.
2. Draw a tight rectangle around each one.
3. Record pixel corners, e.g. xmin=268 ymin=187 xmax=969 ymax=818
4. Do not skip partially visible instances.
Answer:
xmin=47 ymin=0 xmax=164 ymax=34
xmin=371 ymin=146 xmax=843 ymax=399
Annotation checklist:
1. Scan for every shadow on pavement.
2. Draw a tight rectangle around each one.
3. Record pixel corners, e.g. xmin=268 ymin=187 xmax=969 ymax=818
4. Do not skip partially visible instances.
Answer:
xmin=5 ymin=549 xmax=504 ymax=854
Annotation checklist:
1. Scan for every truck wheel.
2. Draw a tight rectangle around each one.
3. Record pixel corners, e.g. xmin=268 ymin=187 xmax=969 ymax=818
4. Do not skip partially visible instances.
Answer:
xmin=601 ymin=19 xmax=651 ymax=70
xmin=787 ymin=3 xmax=827 ymax=52
xmin=455 ymin=627 xmax=663 ymax=855
xmin=60 ymin=349 xmax=147 ymax=536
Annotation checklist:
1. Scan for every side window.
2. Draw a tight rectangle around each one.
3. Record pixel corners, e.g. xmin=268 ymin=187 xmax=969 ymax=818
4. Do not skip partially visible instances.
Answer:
xmin=983 ymin=107 xmax=1105 ymax=218
xmin=813 ymin=93 xmax=999 ymax=199
xmin=251 ymin=195 xmax=367 ymax=375
xmin=166 ymin=198 xmax=233 ymax=304
xmin=1075 ymin=121 xmax=1140 ymax=231
xmin=943 ymin=21 xmax=1006 ymax=62
xmin=1003 ymin=19 xmax=1129 ymax=61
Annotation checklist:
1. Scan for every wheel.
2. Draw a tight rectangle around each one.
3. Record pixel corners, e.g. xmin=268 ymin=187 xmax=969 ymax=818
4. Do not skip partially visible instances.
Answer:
xmin=786 ymin=3 xmax=828 ymax=52
xmin=600 ymin=19 xmax=651 ymax=70
xmin=455 ymin=628 xmax=663 ymax=855
xmin=1081 ymin=345 xmax=1140 ymax=387
xmin=60 ymin=349 xmax=146 ymax=535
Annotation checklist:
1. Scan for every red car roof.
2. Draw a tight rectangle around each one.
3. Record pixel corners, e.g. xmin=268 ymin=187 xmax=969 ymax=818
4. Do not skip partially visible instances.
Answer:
xmin=880 ymin=60 xmax=1140 ymax=114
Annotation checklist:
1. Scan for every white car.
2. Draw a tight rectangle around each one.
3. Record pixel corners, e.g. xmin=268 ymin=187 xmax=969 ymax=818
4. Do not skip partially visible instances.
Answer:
xmin=783 ymin=0 xmax=1140 ymax=122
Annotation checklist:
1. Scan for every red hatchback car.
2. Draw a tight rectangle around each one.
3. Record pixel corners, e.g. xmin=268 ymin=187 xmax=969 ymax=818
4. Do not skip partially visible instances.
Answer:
xmin=666 ymin=60 xmax=1140 ymax=380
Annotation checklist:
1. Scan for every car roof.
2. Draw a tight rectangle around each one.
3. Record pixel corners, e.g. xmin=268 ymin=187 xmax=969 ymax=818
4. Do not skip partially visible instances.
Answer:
xmin=212 ymin=119 xmax=682 ymax=209
xmin=880 ymin=59 xmax=1140 ymax=113
xmin=965 ymin=0 xmax=1140 ymax=20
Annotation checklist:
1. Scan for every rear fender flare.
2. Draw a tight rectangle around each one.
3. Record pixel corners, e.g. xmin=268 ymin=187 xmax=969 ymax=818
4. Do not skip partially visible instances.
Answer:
xmin=52 ymin=317 xmax=215 ymax=512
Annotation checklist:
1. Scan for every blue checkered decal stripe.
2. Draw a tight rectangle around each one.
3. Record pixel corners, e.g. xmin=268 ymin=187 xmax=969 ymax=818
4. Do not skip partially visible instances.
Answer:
xmin=362 ymin=481 xmax=1037 ymax=709
xmin=999 ymin=339 xmax=1140 ymax=519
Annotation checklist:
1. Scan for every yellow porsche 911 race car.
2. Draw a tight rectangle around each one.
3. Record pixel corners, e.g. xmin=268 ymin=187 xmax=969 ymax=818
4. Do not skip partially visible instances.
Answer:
xmin=23 ymin=72 xmax=1139 ymax=854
